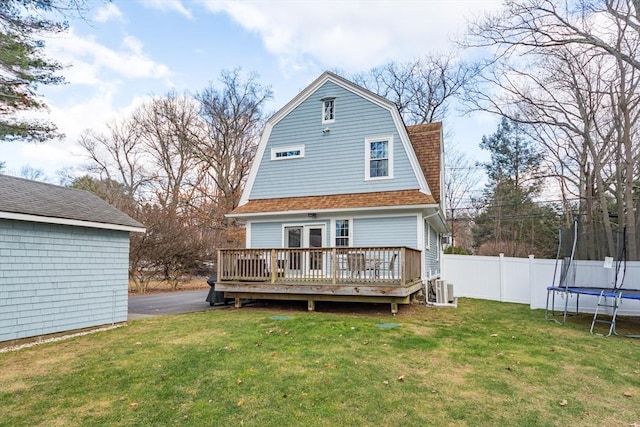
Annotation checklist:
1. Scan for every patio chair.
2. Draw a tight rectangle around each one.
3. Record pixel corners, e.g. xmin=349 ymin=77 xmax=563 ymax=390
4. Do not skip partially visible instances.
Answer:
xmin=380 ymin=253 xmax=397 ymax=279
xmin=347 ymin=253 xmax=366 ymax=277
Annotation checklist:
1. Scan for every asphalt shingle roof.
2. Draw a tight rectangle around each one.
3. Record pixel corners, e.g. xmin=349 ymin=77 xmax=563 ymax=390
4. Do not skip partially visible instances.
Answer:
xmin=231 ymin=189 xmax=436 ymax=215
xmin=0 ymin=174 xmax=144 ymax=230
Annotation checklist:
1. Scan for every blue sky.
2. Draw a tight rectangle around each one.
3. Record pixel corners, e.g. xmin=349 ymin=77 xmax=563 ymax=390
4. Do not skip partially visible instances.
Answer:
xmin=1 ymin=0 xmax=501 ymax=181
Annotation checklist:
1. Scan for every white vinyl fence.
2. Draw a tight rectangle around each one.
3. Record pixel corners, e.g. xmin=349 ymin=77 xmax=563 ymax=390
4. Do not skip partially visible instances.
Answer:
xmin=441 ymin=254 xmax=640 ymax=316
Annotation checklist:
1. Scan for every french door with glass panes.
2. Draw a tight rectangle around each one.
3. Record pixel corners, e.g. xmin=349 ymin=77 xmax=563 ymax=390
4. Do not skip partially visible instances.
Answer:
xmin=284 ymin=225 xmax=325 ymax=274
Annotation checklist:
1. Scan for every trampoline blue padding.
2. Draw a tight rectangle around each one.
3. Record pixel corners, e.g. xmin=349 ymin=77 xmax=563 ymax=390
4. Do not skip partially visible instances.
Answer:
xmin=547 ymin=286 xmax=640 ymax=300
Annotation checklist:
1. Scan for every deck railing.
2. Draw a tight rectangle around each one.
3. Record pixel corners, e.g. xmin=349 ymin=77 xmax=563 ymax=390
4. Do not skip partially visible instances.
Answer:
xmin=217 ymin=247 xmax=422 ymax=286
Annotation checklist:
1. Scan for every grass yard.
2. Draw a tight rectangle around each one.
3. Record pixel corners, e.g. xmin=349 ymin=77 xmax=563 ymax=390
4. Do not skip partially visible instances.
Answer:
xmin=1 ymin=299 xmax=639 ymax=426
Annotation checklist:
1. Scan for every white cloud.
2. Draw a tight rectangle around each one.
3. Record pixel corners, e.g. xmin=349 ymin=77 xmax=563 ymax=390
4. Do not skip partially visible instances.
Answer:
xmin=140 ymin=0 xmax=193 ymax=19
xmin=199 ymin=0 xmax=502 ymax=72
xmin=94 ymin=3 xmax=124 ymax=23
xmin=45 ymin=29 xmax=172 ymax=85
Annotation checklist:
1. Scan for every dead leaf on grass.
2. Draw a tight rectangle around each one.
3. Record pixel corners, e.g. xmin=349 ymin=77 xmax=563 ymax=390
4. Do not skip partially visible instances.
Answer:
xmin=397 ymin=375 xmax=405 ymax=381
xmin=623 ymin=391 xmax=634 ymax=397
xmin=560 ymin=399 xmax=568 ymax=406
xmin=383 ymin=380 xmax=389 ymax=385
xmin=491 ymin=334 xmax=498 ymax=337
xmin=237 ymin=399 xmax=244 ymax=407
xmin=130 ymin=402 xmax=138 ymax=410
xmin=236 ymin=378 xmax=242 ymax=385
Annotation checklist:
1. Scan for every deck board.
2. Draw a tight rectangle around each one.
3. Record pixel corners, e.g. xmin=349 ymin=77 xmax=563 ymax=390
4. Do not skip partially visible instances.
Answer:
xmin=216 ymin=280 xmax=423 ymax=298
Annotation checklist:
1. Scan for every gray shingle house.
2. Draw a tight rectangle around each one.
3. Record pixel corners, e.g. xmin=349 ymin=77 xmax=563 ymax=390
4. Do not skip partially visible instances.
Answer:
xmin=0 ymin=174 xmax=145 ymax=342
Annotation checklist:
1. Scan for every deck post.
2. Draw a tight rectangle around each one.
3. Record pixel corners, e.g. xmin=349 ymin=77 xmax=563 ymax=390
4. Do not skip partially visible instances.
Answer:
xmin=331 ymin=248 xmax=337 ymax=284
xmin=271 ymin=249 xmax=277 ymax=284
xmin=217 ymin=249 xmax=223 ymax=281
xmin=400 ymin=247 xmax=406 ymax=286
xmin=235 ymin=297 xmax=242 ymax=308
xmin=391 ymin=302 xmax=398 ymax=314
xmin=308 ymin=299 xmax=315 ymax=311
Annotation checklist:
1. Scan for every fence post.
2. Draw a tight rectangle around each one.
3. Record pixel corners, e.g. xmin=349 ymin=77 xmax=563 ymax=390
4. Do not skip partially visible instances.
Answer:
xmin=528 ymin=255 xmax=535 ymax=308
xmin=499 ymin=253 xmax=505 ymax=302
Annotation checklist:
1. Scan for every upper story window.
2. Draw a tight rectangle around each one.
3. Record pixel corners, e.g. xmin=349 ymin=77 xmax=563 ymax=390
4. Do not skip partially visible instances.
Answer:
xmin=335 ymin=219 xmax=350 ymax=247
xmin=365 ymin=136 xmax=393 ymax=180
xmin=322 ymin=98 xmax=335 ymax=123
xmin=271 ymin=145 xmax=305 ymax=160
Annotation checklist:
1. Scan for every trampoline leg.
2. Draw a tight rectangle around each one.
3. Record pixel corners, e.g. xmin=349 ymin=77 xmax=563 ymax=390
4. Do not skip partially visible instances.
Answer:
xmin=545 ymin=289 xmax=564 ymax=325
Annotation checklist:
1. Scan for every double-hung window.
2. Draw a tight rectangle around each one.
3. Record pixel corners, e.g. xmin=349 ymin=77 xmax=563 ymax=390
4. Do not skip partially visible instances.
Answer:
xmin=365 ymin=136 xmax=393 ymax=180
xmin=322 ymin=98 xmax=335 ymax=123
xmin=335 ymin=219 xmax=350 ymax=247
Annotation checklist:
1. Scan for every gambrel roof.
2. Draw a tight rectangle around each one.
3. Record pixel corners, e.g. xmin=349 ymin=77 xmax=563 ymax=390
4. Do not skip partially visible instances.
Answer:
xmin=0 ymin=174 xmax=145 ymax=232
xmin=231 ymin=71 xmax=444 ymax=217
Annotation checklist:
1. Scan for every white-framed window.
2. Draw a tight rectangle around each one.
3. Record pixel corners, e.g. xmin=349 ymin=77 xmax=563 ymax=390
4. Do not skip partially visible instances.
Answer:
xmin=365 ymin=136 xmax=393 ymax=180
xmin=425 ymin=222 xmax=431 ymax=250
xmin=334 ymin=219 xmax=350 ymax=247
xmin=271 ymin=145 xmax=305 ymax=160
xmin=322 ymin=98 xmax=335 ymax=123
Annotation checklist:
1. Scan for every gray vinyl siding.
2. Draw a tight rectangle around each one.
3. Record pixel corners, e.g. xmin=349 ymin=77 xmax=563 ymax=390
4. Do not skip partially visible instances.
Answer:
xmin=250 ymin=81 xmax=421 ymax=199
xmin=0 ymin=219 xmax=130 ymax=342
xmin=353 ymin=216 xmax=418 ymax=249
xmin=424 ymin=222 xmax=440 ymax=276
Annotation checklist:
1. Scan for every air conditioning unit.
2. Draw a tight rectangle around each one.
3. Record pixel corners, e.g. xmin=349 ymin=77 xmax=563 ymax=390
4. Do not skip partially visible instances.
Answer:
xmin=435 ymin=280 xmax=455 ymax=304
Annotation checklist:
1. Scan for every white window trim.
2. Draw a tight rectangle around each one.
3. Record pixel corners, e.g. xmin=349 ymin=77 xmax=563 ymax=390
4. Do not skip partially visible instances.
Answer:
xmin=281 ymin=223 xmax=326 ymax=247
xmin=271 ymin=145 xmax=305 ymax=161
xmin=331 ymin=217 xmax=353 ymax=247
xmin=425 ymin=221 xmax=431 ymax=250
xmin=364 ymin=136 xmax=394 ymax=181
xmin=322 ymin=98 xmax=335 ymax=124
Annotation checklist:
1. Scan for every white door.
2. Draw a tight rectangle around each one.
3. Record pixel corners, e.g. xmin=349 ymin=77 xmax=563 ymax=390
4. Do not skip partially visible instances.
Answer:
xmin=284 ymin=225 xmax=325 ymax=274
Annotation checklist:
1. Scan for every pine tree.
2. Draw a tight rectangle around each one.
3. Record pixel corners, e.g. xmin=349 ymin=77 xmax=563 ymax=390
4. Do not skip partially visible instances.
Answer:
xmin=473 ymin=118 xmax=559 ymax=257
xmin=0 ymin=1 xmax=86 ymax=142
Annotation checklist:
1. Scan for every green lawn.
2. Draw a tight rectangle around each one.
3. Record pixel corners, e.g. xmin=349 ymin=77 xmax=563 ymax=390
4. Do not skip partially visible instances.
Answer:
xmin=1 ymin=299 xmax=639 ymax=426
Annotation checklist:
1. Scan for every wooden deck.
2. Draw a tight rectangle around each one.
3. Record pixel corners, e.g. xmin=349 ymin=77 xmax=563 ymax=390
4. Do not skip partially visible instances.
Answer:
xmin=216 ymin=247 xmax=423 ymax=313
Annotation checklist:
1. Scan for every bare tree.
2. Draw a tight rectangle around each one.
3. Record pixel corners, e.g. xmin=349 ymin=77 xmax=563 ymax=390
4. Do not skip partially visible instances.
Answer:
xmin=353 ymin=53 xmax=476 ymax=125
xmin=133 ymin=91 xmax=205 ymax=212
xmin=444 ymin=144 xmax=482 ymax=249
xmin=78 ymin=118 xmax=149 ymax=205
xmin=464 ymin=0 xmax=640 ymax=260
xmin=194 ymin=68 xmax=273 ymax=223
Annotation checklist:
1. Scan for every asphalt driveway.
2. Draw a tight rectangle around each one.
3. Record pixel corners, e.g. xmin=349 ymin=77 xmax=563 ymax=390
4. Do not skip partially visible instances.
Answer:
xmin=128 ymin=289 xmax=228 ymax=320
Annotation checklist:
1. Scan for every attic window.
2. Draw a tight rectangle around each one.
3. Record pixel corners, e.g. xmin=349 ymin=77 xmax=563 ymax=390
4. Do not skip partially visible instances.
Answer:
xmin=322 ymin=98 xmax=335 ymax=123
xmin=271 ymin=145 xmax=305 ymax=160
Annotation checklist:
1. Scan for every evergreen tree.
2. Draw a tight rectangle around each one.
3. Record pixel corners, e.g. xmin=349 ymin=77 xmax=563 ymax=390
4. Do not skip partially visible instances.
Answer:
xmin=473 ymin=118 xmax=559 ymax=257
xmin=0 ymin=1 xmax=87 ymax=142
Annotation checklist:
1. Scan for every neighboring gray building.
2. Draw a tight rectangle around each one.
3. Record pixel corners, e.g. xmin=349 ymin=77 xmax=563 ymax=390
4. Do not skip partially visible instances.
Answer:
xmin=0 ymin=174 xmax=145 ymax=342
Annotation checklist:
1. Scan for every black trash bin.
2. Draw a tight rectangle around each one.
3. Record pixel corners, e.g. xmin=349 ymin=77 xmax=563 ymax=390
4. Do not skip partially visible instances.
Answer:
xmin=205 ymin=274 xmax=227 ymax=306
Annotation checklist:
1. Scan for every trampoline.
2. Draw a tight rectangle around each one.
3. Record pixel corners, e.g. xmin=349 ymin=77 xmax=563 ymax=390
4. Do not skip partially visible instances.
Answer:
xmin=545 ymin=220 xmax=639 ymax=337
